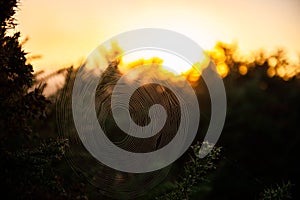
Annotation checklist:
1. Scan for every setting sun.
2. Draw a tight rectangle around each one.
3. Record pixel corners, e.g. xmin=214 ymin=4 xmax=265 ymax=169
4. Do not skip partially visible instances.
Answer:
xmin=115 ymin=48 xmax=211 ymax=84
xmin=119 ymin=49 xmax=196 ymax=75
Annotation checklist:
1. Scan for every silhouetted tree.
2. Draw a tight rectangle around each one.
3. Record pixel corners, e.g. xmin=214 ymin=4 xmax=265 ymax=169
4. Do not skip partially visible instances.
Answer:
xmin=0 ymin=1 xmax=70 ymax=198
xmin=204 ymin=42 xmax=300 ymax=200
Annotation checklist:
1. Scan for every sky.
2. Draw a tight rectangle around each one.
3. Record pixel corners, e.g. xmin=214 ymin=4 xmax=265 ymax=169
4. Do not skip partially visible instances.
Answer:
xmin=16 ymin=0 xmax=300 ymax=71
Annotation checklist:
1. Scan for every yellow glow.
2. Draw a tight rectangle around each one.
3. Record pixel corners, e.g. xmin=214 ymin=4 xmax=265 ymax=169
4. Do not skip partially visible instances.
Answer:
xmin=16 ymin=0 xmax=300 ymax=72
xmin=216 ymin=63 xmax=229 ymax=78
xmin=267 ymin=67 xmax=276 ymax=77
xmin=239 ymin=65 xmax=248 ymax=75
xmin=268 ymin=57 xmax=278 ymax=68
xmin=119 ymin=50 xmax=195 ymax=75
xmin=276 ymin=67 xmax=285 ymax=77
xmin=207 ymin=42 xmax=231 ymax=78
xmin=116 ymin=49 xmax=210 ymax=83
xmin=92 ymin=42 xmax=211 ymax=84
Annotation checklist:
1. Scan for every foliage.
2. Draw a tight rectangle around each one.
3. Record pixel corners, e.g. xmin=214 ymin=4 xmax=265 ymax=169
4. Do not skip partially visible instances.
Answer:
xmin=0 ymin=0 xmax=76 ymax=198
xmin=259 ymin=181 xmax=293 ymax=200
xmin=1 ymin=138 xmax=69 ymax=197
xmin=155 ymin=142 xmax=221 ymax=200
xmin=204 ymin=42 xmax=300 ymax=199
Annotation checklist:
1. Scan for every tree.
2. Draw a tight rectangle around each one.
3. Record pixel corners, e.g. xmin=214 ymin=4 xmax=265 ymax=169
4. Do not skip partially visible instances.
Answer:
xmin=203 ymin=42 xmax=300 ymax=200
xmin=0 ymin=1 xmax=69 ymax=198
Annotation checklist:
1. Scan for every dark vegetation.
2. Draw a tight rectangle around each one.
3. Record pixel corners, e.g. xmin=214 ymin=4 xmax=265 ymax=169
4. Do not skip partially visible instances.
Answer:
xmin=1 ymin=0 xmax=300 ymax=199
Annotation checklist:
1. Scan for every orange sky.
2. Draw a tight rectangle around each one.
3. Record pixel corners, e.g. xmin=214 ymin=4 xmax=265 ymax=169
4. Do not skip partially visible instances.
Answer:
xmin=16 ymin=0 xmax=300 ymax=71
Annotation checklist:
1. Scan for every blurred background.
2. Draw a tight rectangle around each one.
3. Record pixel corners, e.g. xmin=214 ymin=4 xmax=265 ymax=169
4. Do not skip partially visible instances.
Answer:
xmin=1 ymin=0 xmax=300 ymax=199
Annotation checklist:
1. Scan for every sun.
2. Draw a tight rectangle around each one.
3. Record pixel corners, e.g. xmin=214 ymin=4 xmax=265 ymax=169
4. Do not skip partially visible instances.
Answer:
xmin=98 ymin=41 xmax=210 ymax=84
xmin=117 ymin=49 xmax=210 ymax=84
xmin=119 ymin=49 xmax=193 ymax=75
